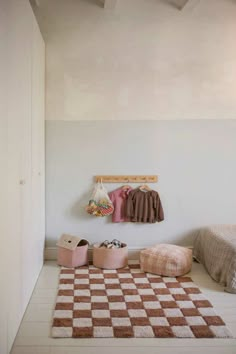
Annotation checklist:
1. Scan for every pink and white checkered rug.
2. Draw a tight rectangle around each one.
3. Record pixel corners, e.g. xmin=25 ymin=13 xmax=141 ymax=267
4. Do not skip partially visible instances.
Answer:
xmin=52 ymin=264 xmax=232 ymax=338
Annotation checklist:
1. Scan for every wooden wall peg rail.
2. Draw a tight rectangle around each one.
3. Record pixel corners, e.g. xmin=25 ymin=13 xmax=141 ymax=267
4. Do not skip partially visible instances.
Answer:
xmin=95 ymin=175 xmax=158 ymax=183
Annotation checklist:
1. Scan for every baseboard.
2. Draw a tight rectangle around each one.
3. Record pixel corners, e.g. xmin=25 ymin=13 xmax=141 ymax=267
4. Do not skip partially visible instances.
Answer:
xmin=44 ymin=245 xmax=193 ymax=262
xmin=44 ymin=247 xmax=143 ymax=261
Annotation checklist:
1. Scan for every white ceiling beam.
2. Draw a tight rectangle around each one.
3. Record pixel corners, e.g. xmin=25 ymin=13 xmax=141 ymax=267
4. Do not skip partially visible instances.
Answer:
xmin=181 ymin=0 xmax=200 ymax=10
xmin=103 ymin=0 xmax=117 ymax=10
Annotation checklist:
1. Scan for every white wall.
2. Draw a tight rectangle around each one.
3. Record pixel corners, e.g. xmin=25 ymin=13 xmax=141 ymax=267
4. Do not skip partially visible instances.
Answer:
xmin=35 ymin=0 xmax=236 ymax=251
xmin=46 ymin=120 xmax=236 ymax=249
xmin=33 ymin=0 xmax=236 ymax=121
xmin=0 ymin=1 xmax=45 ymax=353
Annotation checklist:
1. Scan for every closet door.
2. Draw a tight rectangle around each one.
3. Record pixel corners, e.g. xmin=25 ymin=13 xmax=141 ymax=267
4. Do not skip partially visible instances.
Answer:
xmin=21 ymin=1 xmax=45 ymax=310
xmin=7 ymin=0 xmax=32 ymax=346
xmin=7 ymin=1 xmax=45 ymax=350
xmin=0 ymin=1 xmax=9 ymax=353
xmin=19 ymin=1 xmax=34 ymax=311
xmin=31 ymin=15 xmax=45 ymax=284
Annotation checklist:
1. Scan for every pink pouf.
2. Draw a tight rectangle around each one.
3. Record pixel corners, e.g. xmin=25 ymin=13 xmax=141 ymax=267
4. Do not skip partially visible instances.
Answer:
xmin=140 ymin=243 xmax=192 ymax=277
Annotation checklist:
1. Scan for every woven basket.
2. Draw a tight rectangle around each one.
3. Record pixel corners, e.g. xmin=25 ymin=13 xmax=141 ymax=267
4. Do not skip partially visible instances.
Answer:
xmin=93 ymin=243 xmax=128 ymax=269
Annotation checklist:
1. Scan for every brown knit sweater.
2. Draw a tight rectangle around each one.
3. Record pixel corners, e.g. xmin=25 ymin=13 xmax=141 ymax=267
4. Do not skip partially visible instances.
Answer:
xmin=126 ymin=189 xmax=164 ymax=223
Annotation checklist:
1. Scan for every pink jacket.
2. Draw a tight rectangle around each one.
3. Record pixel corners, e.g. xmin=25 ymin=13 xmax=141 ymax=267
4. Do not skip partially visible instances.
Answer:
xmin=109 ymin=187 xmax=132 ymax=223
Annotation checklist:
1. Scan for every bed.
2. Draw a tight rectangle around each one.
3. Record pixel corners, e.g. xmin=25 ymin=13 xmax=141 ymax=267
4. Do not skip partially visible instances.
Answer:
xmin=193 ymin=225 xmax=236 ymax=294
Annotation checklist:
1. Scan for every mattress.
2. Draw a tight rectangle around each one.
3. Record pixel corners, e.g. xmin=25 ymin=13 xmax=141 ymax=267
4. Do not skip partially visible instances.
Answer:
xmin=193 ymin=225 xmax=236 ymax=294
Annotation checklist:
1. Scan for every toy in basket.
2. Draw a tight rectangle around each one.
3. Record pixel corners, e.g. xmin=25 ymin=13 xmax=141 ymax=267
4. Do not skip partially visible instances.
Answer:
xmin=93 ymin=239 xmax=128 ymax=269
xmin=86 ymin=181 xmax=114 ymax=217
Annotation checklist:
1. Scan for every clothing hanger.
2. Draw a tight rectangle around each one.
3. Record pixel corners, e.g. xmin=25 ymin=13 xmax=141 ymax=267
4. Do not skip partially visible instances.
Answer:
xmin=139 ymin=184 xmax=152 ymax=191
xmin=122 ymin=185 xmax=131 ymax=190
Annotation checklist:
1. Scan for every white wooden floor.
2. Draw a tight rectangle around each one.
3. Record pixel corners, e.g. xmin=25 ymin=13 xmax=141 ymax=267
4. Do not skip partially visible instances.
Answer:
xmin=11 ymin=261 xmax=236 ymax=354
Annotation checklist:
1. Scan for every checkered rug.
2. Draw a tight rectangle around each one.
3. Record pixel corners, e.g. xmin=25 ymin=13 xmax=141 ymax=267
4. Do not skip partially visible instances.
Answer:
xmin=52 ymin=264 xmax=232 ymax=338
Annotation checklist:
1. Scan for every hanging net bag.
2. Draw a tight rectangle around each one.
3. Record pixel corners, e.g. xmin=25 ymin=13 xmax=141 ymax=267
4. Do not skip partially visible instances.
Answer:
xmin=86 ymin=181 xmax=114 ymax=217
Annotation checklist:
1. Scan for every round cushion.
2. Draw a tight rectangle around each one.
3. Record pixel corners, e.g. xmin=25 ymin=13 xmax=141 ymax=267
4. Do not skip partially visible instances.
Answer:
xmin=140 ymin=244 xmax=192 ymax=277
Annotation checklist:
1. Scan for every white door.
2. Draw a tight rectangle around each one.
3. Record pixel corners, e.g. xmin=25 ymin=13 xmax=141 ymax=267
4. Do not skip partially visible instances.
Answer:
xmin=6 ymin=0 xmax=45 ymax=350
xmin=19 ymin=1 xmax=34 ymax=312
xmin=0 ymin=1 xmax=10 ymax=352
xmin=7 ymin=0 xmax=31 ymax=345
xmin=31 ymin=16 xmax=45 ymax=283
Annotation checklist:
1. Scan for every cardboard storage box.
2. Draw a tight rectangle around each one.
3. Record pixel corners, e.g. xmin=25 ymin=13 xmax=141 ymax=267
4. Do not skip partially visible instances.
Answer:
xmin=57 ymin=234 xmax=89 ymax=268
xmin=93 ymin=243 xmax=128 ymax=269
